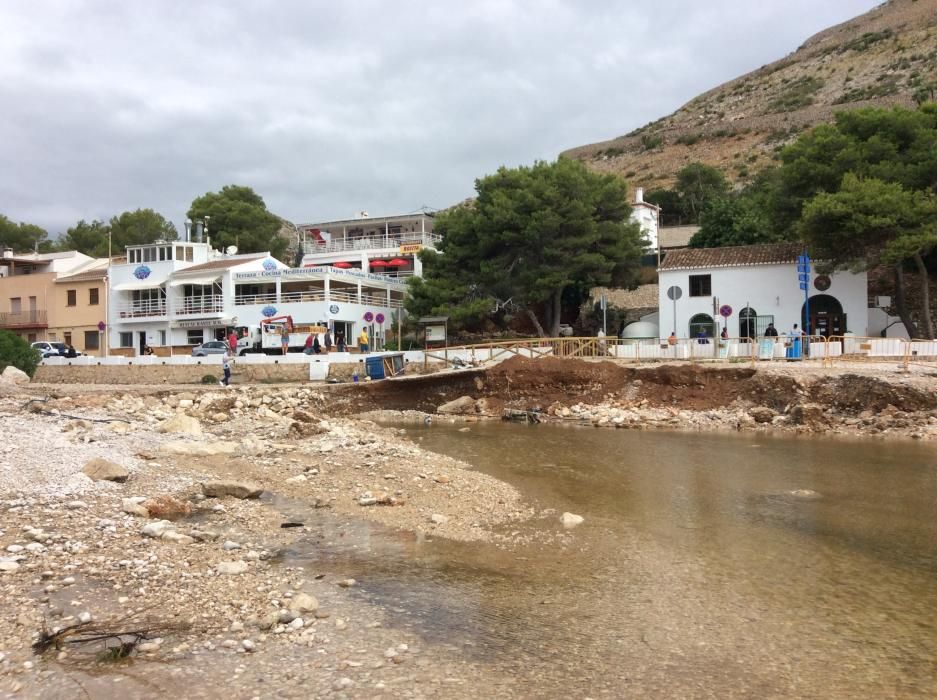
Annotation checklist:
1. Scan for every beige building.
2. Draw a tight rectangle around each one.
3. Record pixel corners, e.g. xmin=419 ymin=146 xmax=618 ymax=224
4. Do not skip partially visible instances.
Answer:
xmin=0 ymin=251 xmax=109 ymax=353
xmin=51 ymin=261 xmax=109 ymax=353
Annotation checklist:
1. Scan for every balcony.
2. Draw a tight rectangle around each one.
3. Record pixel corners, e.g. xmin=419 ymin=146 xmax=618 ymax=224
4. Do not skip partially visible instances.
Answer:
xmin=115 ymin=300 xmax=166 ymax=319
xmin=302 ymin=232 xmax=441 ymax=256
xmin=0 ymin=309 xmax=48 ymax=328
xmin=175 ymin=295 xmax=224 ymax=317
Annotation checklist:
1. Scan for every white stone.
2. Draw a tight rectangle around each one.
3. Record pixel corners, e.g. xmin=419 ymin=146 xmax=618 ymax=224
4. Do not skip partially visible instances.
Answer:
xmin=429 ymin=513 xmax=449 ymax=525
xmin=1 ymin=366 xmax=29 ymax=385
xmin=559 ymin=512 xmax=585 ymax=529
xmin=141 ymin=521 xmax=173 ymax=538
xmin=217 ymin=560 xmax=249 ymax=575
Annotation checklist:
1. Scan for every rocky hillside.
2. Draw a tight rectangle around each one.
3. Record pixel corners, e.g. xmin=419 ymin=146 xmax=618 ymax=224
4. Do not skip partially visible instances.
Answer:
xmin=563 ymin=0 xmax=937 ymax=189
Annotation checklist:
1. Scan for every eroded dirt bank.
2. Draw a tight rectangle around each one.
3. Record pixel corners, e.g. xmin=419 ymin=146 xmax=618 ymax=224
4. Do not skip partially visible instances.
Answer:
xmin=331 ymin=357 xmax=937 ymax=439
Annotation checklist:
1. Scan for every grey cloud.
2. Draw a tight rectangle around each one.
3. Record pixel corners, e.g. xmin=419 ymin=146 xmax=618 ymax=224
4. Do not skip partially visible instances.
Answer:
xmin=0 ymin=0 xmax=880 ymax=236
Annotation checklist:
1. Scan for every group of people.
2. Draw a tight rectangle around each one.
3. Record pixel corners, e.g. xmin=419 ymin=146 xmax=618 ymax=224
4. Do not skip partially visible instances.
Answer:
xmin=668 ymin=322 xmax=804 ymax=346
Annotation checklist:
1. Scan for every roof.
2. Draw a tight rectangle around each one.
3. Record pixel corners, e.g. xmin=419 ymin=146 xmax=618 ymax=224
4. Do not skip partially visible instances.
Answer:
xmin=174 ymin=255 xmax=266 ymax=273
xmin=592 ymin=284 xmax=659 ymax=310
xmin=55 ymin=258 xmax=109 ymax=283
xmin=418 ymin=316 xmax=449 ymax=324
xmin=658 ymin=225 xmax=699 ymax=249
xmin=299 ymin=212 xmax=434 ymax=229
xmin=659 ymin=243 xmax=806 ymax=271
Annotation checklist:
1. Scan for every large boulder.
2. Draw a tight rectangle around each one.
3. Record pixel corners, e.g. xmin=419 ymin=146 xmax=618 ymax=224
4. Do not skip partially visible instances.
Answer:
xmin=789 ymin=403 xmax=828 ymax=428
xmin=437 ymin=396 xmax=476 ymax=415
xmin=82 ymin=458 xmax=130 ymax=483
xmin=1 ymin=366 xmax=30 ymax=385
xmin=202 ymin=480 xmax=264 ymax=499
xmin=156 ymin=415 xmax=203 ymax=436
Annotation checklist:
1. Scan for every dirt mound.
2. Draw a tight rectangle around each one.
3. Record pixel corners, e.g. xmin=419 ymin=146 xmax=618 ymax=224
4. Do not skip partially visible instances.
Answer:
xmin=812 ymin=374 xmax=936 ymax=414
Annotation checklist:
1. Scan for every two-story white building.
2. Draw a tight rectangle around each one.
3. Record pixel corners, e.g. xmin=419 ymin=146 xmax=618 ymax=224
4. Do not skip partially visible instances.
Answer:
xmin=657 ymin=243 xmax=868 ymax=339
xmin=107 ymin=240 xmax=407 ymax=355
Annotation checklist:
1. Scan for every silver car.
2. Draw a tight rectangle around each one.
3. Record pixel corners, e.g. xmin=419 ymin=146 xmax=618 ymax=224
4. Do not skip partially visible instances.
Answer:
xmin=191 ymin=341 xmax=228 ymax=357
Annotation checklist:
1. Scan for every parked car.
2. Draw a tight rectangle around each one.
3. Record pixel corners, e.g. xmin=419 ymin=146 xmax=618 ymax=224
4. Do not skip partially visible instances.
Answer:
xmin=31 ymin=341 xmax=80 ymax=358
xmin=191 ymin=341 xmax=229 ymax=357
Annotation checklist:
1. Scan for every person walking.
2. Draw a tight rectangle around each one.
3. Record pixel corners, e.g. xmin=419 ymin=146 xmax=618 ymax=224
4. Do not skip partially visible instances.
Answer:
xmin=220 ymin=350 xmax=232 ymax=387
xmin=227 ymin=329 xmax=238 ymax=355
xmin=304 ymin=333 xmax=315 ymax=355
xmin=358 ymin=327 xmax=369 ymax=353
xmin=280 ymin=326 xmax=290 ymax=355
xmin=597 ymin=328 xmax=607 ymax=355
xmin=336 ymin=331 xmax=346 ymax=352
xmin=323 ymin=329 xmax=333 ymax=352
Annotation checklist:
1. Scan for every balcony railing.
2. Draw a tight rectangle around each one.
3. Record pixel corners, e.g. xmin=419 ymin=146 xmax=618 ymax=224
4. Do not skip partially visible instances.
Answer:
xmin=175 ymin=295 xmax=224 ymax=316
xmin=233 ymin=290 xmax=405 ymax=308
xmin=0 ymin=309 xmax=48 ymax=328
xmin=115 ymin=300 xmax=166 ymax=319
xmin=302 ymin=232 xmax=441 ymax=256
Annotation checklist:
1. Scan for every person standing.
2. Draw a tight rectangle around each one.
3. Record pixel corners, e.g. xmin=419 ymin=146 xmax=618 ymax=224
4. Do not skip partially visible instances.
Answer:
xmin=227 ymin=329 xmax=238 ymax=355
xmin=280 ymin=326 xmax=290 ymax=355
xmin=220 ymin=350 xmax=232 ymax=386
xmin=304 ymin=333 xmax=315 ymax=355
xmin=336 ymin=331 xmax=346 ymax=352
xmin=764 ymin=323 xmax=779 ymax=339
xmin=323 ymin=329 xmax=333 ymax=352
xmin=667 ymin=331 xmax=677 ymax=347
xmin=720 ymin=327 xmax=728 ymax=340
xmin=358 ymin=327 xmax=369 ymax=353
xmin=596 ymin=327 xmax=607 ymax=355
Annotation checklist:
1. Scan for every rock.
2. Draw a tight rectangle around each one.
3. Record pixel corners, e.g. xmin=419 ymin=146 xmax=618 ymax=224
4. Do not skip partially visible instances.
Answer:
xmin=142 ymin=495 xmax=192 ymax=519
xmin=560 ymin=512 xmax=584 ymax=529
xmin=6 ymin=545 xmax=23 ymax=553
xmin=159 ymin=440 xmax=238 ymax=456
xmin=216 ymin=560 xmax=249 ymax=575
xmin=81 ymin=458 xmax=130 ymax=483
xmin=288 ymin=617 xmax=304 ymax=630
xmin=161 ymin=531 xmax=194 ymax=545
xmin=141 ymin=521 xmax=174 ymax=538
xmin=749 ymin=406 xmax=778 ymax=424
xmin=241 ymin=639 xmax=255 ymax=652
xmin=155 ymin=414 xmax=203 ymax=436
xmin=202 ymin=481 xmax=263 ymax=499
xmin=788 ymin=489 xmax=822 ymax=500
xmin=137 ymin=641 xmax=161 ymax=653
xmin=222 ymin=541 xmax=241 ymax=551
xmin=122 ymin=498 xmax=149 ymax=517
xmin=78 ymin=612 xmax=92 ymax=624
xmin=429 ymin=513 xmax=449 ymax=525
xmin=333 ymin=678 xmax=355 ymax=691
xmin=789 ymin=403 xmax=828 ymax=428
xmin=289 ymin=593 xmax=319 ymax=613
xmin=436 ymin=396 xmax=476 ymax=415
xmin=1 ymin=366 xmax=30 ymax=385
xmin=0 ymin=561 xmax=20 ymax=573
xmin=66 ymin=501 xmax=88 ymax=510
xmin=337 ymin=578 xmax=356 ymax=588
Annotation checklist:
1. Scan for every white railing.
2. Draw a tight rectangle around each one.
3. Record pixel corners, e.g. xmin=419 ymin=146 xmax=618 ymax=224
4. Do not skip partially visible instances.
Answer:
xmin=302 ymin=232 xmax=442 ymax=256
xmin=234 ymin=289 xmax=404 ymax=308
xmin=375 ymin=270 xmax=415 ymax=278
xmin=235 ymin=292 xmax=279 ymax=306
xmin=175 ymin=295 xmax=224 ymax=316
xmin=328 ymin=290 xmax=359 ymax=304
xmin=281 ymin=290 xmax=327 ymax=303
xmin=115 ymin=300 xmax=166 ymax=318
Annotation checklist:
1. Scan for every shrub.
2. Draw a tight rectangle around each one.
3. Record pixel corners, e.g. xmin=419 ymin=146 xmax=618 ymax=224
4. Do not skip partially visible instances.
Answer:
xmin=0 ymin=330 xmax=39 ymax=377
xmin=769 ymin=76 xmax=824 ymax=112
xmin=640 ymin=134 xmax=663 ymax=151
xmin=676 ymin=133 xmax=701 ymax=146
xmin=201 ymin=374 xmax=218 ymax=384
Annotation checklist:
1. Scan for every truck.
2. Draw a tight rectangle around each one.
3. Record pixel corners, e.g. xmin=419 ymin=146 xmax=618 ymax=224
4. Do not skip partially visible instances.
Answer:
xmin=234 ymin=316 xmax=326 ymax=355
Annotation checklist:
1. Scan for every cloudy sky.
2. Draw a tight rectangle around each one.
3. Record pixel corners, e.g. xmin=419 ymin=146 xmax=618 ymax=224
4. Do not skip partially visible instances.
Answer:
xmin=0 ymin=0 xmax=880 ymax=236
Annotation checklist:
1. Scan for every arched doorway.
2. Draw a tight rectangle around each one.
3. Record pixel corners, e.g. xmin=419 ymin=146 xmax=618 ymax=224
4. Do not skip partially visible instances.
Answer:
xmin=739 ymin=306 xmax=757 ymax=340
xmin=689 ymin=313 xmax=715 ymax=339
xmin=802 ymin=294 xmax=845 ymax=337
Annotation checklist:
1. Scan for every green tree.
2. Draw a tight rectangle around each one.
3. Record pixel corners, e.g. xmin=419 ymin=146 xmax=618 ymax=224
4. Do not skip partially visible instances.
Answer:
xmin=406 ymin=159 xmax=646 ymax=336
xmin=801 ymin=174 xmax=937 ymax=338
xmin=690 ymin=196 xmax=777 ymax=248
xmin=644 ymin=162 xmax=730 ymax=225
xmin=0 ymin=215 xmax=53 ymax=253
xmin=58 ymin=219 xmax=110 ymax=256
xmin=0 ymin=329 xmax=40 ymax=377
xmin=187 ymin=185 xmax=287 ymax=259
xmin=110 ymin=209 xmax=176 ymax=250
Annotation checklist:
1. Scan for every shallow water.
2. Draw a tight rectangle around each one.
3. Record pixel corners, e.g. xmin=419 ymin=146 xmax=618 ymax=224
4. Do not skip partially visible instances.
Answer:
xmin=293 ymin=423 xmax=937 ymax=697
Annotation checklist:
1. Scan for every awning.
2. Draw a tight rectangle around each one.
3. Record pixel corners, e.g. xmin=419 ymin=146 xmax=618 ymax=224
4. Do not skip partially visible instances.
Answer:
xmin=112 ymin=281 xmax=165 ymax=291
xmin=169 ymin=274 xmax=222 ymax=287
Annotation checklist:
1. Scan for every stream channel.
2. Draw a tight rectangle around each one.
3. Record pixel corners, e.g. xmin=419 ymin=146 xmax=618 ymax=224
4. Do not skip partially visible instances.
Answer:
xmin=294 ymin=422 xmax=937 ymax=698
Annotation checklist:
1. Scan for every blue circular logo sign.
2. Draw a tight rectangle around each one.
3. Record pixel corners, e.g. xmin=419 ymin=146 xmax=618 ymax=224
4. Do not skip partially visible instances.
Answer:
xmin=329 ymin=304 xmax=340 ymax=315
xmin=261 ymin=306 xmax=277 ymax=317
xmin=133 ymin=265 xmax=151 ymax=280
xmin=262 ymin=258 xmax=277 ymax=271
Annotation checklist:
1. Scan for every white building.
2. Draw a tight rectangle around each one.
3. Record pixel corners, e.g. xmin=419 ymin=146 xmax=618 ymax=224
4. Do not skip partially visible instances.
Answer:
xmin=657 ymin=243 xmax=868 ymax=339
xmin=629 ymin=188 xmax=660 ymax=252
xmin=107 ymin=240 xmax=406 ymax=355
xmin=299 ymin=212 xmax=441 ymax=276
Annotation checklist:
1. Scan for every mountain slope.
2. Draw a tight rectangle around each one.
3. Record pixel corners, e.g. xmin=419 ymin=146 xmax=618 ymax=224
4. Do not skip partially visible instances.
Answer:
xmin=562 ymin=0 xmax=937 ymax=189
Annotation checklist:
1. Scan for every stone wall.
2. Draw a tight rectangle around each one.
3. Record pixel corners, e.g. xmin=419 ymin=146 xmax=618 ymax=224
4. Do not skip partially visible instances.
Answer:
xmin=34 ymin=363 xmax=311 ymax=385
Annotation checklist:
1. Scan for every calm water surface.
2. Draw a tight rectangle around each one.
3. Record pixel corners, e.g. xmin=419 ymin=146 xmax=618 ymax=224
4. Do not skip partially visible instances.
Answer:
xmin=300 ymin=423 xmax=937 ymax=698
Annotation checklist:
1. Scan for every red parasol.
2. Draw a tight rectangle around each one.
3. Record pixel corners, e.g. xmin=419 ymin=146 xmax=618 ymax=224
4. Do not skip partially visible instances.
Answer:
xmin=369 ymin=260 xmax=388 ymax=268
xmin=332 ymin=261 xmax=352 ymax=269
xmin=387 ymin=258 xmax=408 ymax=266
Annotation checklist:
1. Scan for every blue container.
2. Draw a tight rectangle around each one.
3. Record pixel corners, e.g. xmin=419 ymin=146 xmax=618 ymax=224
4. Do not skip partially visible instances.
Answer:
xmin=365 ymin=356 xmax=385 ymax=380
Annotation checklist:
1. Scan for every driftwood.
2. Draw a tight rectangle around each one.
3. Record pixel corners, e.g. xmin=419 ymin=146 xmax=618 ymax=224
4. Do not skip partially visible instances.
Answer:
xmin=33 ymin=607 xmax=190 ymax=657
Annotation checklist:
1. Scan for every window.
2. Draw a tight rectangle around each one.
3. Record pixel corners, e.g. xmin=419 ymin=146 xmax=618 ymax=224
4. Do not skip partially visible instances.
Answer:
xmin=89 ymin=288 xmax=99 ymax=305
xmin=689 ymin=313 xmax=716 ymax=339
xmin=187 ymin=329 xmax=204 ymax=345
xmin=158 ymin=330 xmax=167 ymax=346
xmin=185 ymin=247 xmax=193 ymax=262
xmin=119 ymin=332 xmax=134 ymax=348
xmin=10 ymin=297 xmax=21 ymax=313
xmin=84 ymin=330 xmax=99 ymax=350
xmin=689 ymin=275 xmax=711 ymax=297
xmin=67 ymin=290 xmax=77 ymax=306
xmin=176 ymin=246 xmax=184 ymax=260
xmin=64 ymin=332 xmax=72 ymax=345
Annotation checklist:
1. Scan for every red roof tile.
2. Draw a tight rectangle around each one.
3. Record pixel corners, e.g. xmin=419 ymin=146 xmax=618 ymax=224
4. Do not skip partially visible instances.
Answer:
xmin=659 ymin=243 xmax=805 ymax=271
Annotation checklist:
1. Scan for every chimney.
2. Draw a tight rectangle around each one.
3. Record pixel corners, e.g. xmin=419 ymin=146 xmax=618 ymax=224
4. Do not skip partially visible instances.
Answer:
xmin=635 ymin=187 xmax=644 ymax=204
xmin=2 ymin=248 xmax=13 ymax=259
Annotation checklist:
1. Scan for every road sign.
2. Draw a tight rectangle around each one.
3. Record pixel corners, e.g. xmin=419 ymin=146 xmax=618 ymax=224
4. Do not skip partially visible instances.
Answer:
xmin=719 ymin=304 xmax=733 ymax=318
xmin=666 ymin=286 xmax=682 ymax=301
xmin=797 ymin=255 xmax=810 ymax=265
xmin=375 ymin=313 xmax=385 ymax=324
xmin=97 ymin=321 xmax=106 ymax=331
xmin=799 ymin=282 xmax=808 ymax=291
xmin=798 ymin=273 xmax=809 ymax=282
xmin=797 ymin=263 xmax=810 ymax=273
